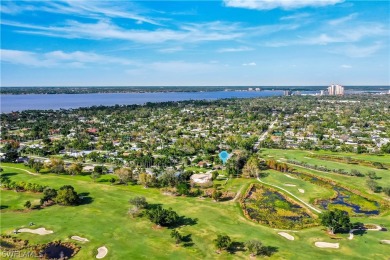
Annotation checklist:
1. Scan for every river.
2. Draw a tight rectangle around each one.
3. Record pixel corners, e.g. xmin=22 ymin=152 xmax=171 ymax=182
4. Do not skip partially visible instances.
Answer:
xmin=1 ymin=90 xmax=287 ymax=112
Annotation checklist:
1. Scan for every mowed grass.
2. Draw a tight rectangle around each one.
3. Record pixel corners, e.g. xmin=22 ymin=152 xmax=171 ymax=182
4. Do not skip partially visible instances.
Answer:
xmin=261 ymin=169 xmax=335 ymax=204
xmin=261 ymin=149 xmax=390 ymax=193
xmin=0 ymin=163 xmax=389 ymax=259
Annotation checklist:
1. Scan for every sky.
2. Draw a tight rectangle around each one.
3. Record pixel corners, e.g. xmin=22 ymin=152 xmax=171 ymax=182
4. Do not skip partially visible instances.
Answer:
xmin=1 ymin=0 xmax=389 ymax=86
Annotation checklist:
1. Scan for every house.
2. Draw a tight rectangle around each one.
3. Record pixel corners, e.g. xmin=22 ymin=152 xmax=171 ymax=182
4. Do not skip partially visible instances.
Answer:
xmin=82 ymin=165 xmax=95 ymax=172
xmin=190 ymin=173 xmax=212 ymax=184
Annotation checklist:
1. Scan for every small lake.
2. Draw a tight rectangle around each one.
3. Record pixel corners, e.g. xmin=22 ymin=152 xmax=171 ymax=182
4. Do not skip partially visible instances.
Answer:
xmin=319 ymin=188 xmax=379 ymax=215
xmin=0 ymin=90 xmax=287 ymax=112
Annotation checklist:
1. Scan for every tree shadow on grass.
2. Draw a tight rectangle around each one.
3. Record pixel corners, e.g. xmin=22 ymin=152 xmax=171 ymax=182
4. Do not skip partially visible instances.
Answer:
xmin=261 ymin=246 xmax=278 ymax=257
xmin=168 ymin=216 xmax=198 ymax=229
xmin=182 ymin=234 xmax=194 ymax=247
xmin=78 ymin=192 xmax=94 ymax=205
xmin=0 ymin=172 xmax=17 ymax=177
xmin=146 ymin=203 xmax=163 ymax=210
xmin=353 ymin=229 xmax=367 ymax=237
xmin=0 ymin=205 xmax=9 ymax=210
xmin=227 ymin=241 xmax=246 ymax=254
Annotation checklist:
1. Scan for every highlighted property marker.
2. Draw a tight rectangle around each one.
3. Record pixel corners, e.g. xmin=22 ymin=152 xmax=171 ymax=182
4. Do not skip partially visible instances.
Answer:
xmin=219 ymin=151 xmax=230 ymax=165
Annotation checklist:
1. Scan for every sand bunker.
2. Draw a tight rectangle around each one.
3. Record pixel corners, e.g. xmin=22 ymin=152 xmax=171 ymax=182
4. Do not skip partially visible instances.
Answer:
xmin=298 ymin=189 xmax=305 ymax=193
xmin=96 ymin=246 xmax=108 ymax=259
xmin=18 ymin=227 xmax=53 ymax=235
xmin=284 ymin=184 xmax=296 ymax=187
xmin=380 ymin=240 xmax=390 ymax=244
xmin=71 ymin=236 xmax=89 ymax=242
xmin=284 ymin=174 xmax=297 ymax=179
xmin=278 ymin=232 xmax=294 ymax=241
xmin=315 ymin=242 xmax=339 ymax=249
xmin=349 ymin=224 xmax=383 ymax=240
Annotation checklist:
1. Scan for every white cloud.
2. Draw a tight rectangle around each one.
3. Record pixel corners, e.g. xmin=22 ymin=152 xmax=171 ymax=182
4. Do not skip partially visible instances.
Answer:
xmin=330 ymin=43 xmax=384 ymax=58
xmin=328 ymin=13 xmax=358 ymax=25
xmin=280 ymin=13 xmax=311 ymax=20
xmin=242 ymin=62 xmax=256 ymax=66
xmin=265 ymin=22 xmax=387 ymax=46
xmin=217 ymin=46 xmax=254 ymax=52
xmin=341 ymin=64 xmax=352 ymax=69
xmin=224 ymin=0 xmax=344 ymax=10
xmin=3 ymin=20 xmax=243 ymax=44
xmin=1 ymin=1 xmax=161 ymax=26
xmin=158 ymin=47 xmax=184 ymax=53
xmin=0 ymin=49 xmax=132 ymax=68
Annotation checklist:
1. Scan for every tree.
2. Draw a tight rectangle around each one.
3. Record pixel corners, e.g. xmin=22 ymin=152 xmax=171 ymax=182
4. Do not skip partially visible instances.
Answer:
xmin=24 ymin=200 xmax=32 ymax=209
xmin=68 ymin=163 xmax=83 ymax=175
xmin=366 ymin=179 xmax=381 ymax=193
xmin=159 ymin=171 xmax=177 ymax=187
xmin=90 ymin=171 xmax=101 ymax=182
xmin=211 ymin=171 xmax=219 ymax=181
xmin=146 ymin=205 xmax=179 ymax=227
xmin=115 ymin=167 xmax=132 ymax=184
xmin=214 ymin=234 xmax=231 ymax=252
xmin=54 ymin=185 xmax=79 ymax=206
xmin=242 ymin=156 xmax=260 ymax=178
xmin=320 ymin=209 xmax=352 ymax=234
xmin=245 ymin=239 xmax=263 ymax=256
xmin=138 ymin=172 xmax=151 ymax=188
xmin=94 ymin=165 xmax=105 ymax=175
xmin=383 ymin=187 xmax=390 ymax=197
xmin=211 ymin=189 xmax=222 ymax=202
xmin=41 ymin=187 xmax=57 ymax=203
xmin=372 ymin=162 xmax=384 ymax=169
xmin=176 ymin=182 xmax=190 ymax=196
xmin=129 ymin=196 xmax=148 ymax=209
xmin=367 ymin=171 xmax=379 ymax=180
xmin=32 ymin=160 xmax=44 ymax=173
xmin=380 ymin=142 xmax=390 ymax=153
xmin=49 ymin=158 xmax=65 ymax=174
xmin=110 ymin=177 xmax=116 ymax=185
xmin=170 ymin=229 xmax=183 ymax=245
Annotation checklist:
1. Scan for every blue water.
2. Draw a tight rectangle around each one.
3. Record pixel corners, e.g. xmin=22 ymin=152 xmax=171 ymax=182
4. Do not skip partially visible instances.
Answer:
xmin=1 ymin=91 xmax=284 ymax=113
xmin=320 ymin=188 xmax=379 ymax=215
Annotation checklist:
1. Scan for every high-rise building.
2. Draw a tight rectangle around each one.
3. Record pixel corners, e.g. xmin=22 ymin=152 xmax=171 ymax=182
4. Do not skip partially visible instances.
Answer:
xmin=327 ymin=84 xmax=344 ymax=96
xmin=283 ymin=90 xmax=292 ymax=96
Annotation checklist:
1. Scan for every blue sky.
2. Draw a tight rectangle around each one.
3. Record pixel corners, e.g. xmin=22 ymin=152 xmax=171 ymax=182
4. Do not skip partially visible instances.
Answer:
xmin=1 ymin=0 xmax=389 ymax=86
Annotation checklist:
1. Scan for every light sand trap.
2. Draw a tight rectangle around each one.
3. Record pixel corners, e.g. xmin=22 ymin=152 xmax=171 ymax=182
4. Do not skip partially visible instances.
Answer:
xmin=380 ymin=240 xmax=390 ymax=244
xmin=96 ymin=246 xmax=108 ymax=259
xmin=315 ymin=242 xmax=339 ymax=249
xmin=278 ymin=232 xmax=294 ymax=240
xmin=349 ymin=224 xmax=383 ymax=240
xmin=348 ymin=230 xmax=357 ymax=240
xmin=284 ymin=174 xmax=297 ymax=179
xmin=365 ymin=224 xmax=382 ymax=231
xmin=298 ymin=189 xmax=305 ymax=193
xmin=71 ymin=236 xmax=89 ymax=242
xmin=18 ymin=227 xmax=53 ymax=235
xmin=284 ymin=184 xmax=296 ymax=187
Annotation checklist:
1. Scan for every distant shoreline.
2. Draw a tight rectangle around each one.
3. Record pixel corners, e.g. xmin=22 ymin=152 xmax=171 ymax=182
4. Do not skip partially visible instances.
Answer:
xmin=1 ymin=86 xmax=389 ymax=95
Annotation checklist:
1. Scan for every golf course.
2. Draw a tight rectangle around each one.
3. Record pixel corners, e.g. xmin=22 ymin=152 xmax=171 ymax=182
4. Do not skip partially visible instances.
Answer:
xmin=1 ymin=149 xmax=390 ymax=259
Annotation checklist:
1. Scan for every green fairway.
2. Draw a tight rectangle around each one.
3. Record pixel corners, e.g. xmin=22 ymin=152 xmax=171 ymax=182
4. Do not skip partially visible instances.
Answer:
xmin=261 ymin=169 xmax=335 ymax=204
xmin=1 ymin=161 xmax=390 ymax=259
xmin=261 ymin=149 xmax=390 ymax=193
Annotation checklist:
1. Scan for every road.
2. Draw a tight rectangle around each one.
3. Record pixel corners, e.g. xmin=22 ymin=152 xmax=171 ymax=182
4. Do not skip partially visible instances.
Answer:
xmin=256 ymin=177 xmax=322 ymax=214
xmin=254 ymin=119 xmax=278 ymax=150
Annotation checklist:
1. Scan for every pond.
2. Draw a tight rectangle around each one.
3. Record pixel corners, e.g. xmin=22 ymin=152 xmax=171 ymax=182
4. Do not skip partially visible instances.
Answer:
xmin=318 ymin=187 xmax=379 ymax=215
xmin=40 ymin=243 xmax=77 ymax=259
xmin=242 ymin=184 xmax=316 ymax=229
